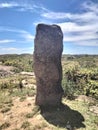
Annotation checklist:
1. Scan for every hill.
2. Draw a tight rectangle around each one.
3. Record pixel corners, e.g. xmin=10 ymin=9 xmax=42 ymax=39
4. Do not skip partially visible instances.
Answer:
xmin=0 ymin=54 xmax=33 ymax=73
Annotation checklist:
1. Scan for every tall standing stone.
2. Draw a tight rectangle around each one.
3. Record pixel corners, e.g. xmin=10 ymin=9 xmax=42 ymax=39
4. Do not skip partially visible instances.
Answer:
xmin=34 ymin=24 xmax=63 ymax=106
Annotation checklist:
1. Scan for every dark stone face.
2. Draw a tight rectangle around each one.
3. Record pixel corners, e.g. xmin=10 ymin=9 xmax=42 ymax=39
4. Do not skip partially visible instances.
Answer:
xmin=34 ymin=23 xmax=63 ymax=106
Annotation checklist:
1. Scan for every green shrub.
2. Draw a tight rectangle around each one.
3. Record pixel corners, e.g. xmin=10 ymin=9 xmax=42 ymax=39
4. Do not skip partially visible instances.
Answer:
xmin=62 ymin=78 xmax=76 ymax=99
xmin=21 ymin=121 xmax=31 ymax=129
xmin=84 ymin=80 xmax=98 ymax=99
xmin=25 ymin=113 xmax=34 ymax=118
xmin=19 ymin=96 xmax=26 ymax=102
xmin=63 ymin=62 xmax=98 ymax=99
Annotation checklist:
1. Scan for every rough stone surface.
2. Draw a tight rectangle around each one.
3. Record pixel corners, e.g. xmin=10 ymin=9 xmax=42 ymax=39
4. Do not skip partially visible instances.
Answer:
xmin=34 ymin=24 xmax=63 ymax=106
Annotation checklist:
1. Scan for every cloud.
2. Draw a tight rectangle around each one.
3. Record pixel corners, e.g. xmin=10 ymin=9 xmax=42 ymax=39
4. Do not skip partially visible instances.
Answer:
xmin=0 ymin=47 xmax=33 ymax=54
xmin=82 ymin=1 xmax=98 ymax=13
xmin=0 ymin=1 xmax=35 ymax=13
xmin=0 ymin=39 xmax=15 ymax=44
xmin=1 ymin=47 xmax=18 ymax=51
xmin=57 ymin=22 xmax=98 ymax=45
xmin=0 ymin=26 xmax=34 ymax=43
xmin=0 ymin=26 xmax=26 ymax=33
xmin=0 ymin=46 xmax=21 ymax=54
xmin=58 ymin=21 xmax=98 ymax=46
xmin=1 ymin=47 xmax=20 ymax=54
xmin=0 ymin=2 xmax=18 ymax=8
xmin=41 ymin=11 xmax=98 ymax=23
xmin=40 ymin=1 xmax=98 ymax=47
xmin=63 ymin=32 xmax=97 ymax=42
xmin=0 ymin=27 xmax=34 ymax=54
xmin=41 ymin=1 xmax=98 ymax=22
xmin=58 ymin=22 xmax=98 ymax=33
xmin=41 ymin=11 xmax=71 ymax=20
xmin=0 ymin=0 xmax=98 ymax=49
xmin=75 ymin=40 xmax=98 ymax=46
xmin=24 ymin=33 xmax=34 ymax=41
xmin=0 ymin=26 xmax=34 ymax=54
xmin=20 ymin=31 xmax=34 ymax=42
xmin=0 ymin=1 xmax=46 ymax=14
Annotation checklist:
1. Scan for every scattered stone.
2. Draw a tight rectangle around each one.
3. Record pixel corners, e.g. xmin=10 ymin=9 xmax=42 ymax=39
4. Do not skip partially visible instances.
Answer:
xmin=66 ymin=121 xmax=73 ymax=130
xmin=75 ymin=95 xmax=94 ymax=103
xmin=89 ymin=105 xmax=98 ymax=115
xmin=20 ymin=71 xmax=35 ymax=76
xmin=0 ymin=70 xmax=14 ymax=77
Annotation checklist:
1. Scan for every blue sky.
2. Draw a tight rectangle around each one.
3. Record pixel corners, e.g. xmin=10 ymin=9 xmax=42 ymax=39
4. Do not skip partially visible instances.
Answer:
xmin=0 ymin=0 xmax=98 ymax=54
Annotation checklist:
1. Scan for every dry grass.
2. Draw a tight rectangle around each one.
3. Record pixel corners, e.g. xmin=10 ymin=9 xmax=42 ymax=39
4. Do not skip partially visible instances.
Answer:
xmin=0 ymin=91 xmax=97 ymax=130
xmin=0 ymin=78 xmax=98 ymax=130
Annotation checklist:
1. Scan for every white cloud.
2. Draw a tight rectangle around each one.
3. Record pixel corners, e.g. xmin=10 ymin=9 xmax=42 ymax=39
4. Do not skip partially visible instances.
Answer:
xmin=0 ymin=2 xmax=18 ymax=8
xmin=41 ymin=1 xmax=98 ymax=22
xmin=41 ymin=11 xmax=71 ymax=20
xmin=63 ymin=32 xmax=97 ymax=42
xmin=0 ymin=1 xmax=35 ymax=13
xmin=41 ymin=11 xmax=98 ymax=23
xmin=21 ymin=33 xmax=34 ymax=42
xmin=0 ymin=26 xmax=33 ymax=35
xmin=0 ymin=39 xmax=15 ymax=44
xmin=1 ymin=47 xmax=20 ymax=54
xmin=1 ymin=47 xmax=18 ymax=51
xmin=0 ymin=47 xmax=33 ymax=54
xmin=58 ymin=22 xmax=98 ymax=33
xmin=58 ymin=22 xmax=98 ymax=46
xmin=57 ymin=21 xmax=98 ymax=44
xmin=0 ymin=1 xmax=46 ymax=14
xmin=0 ymin=1 xmax=98 ymax=48
xmin=82 ymin=1 xmax=98 ymax=13
xmin=40 ymin=1 xmax=98 ymax=47
xmin=75 ymin=40 xmax=98 ymax=46
xmin=25 ymin=34 xmax=34 ymax=41
xmin=0 ymin=27 xmax=34 ymax=43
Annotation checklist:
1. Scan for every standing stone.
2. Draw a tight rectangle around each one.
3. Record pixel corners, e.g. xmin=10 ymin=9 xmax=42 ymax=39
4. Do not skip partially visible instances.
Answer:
xmin=34 ymin=24 xmax=63 ymax=106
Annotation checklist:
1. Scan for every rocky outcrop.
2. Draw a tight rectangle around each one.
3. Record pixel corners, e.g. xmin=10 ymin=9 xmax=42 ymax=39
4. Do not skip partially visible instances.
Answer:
xmin=34 ymin=24 xmax=63 ymax=106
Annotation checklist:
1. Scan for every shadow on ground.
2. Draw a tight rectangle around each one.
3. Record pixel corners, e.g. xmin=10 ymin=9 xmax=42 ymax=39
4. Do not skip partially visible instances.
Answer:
xmin=40 ymin=103 xmax=85 ymax=129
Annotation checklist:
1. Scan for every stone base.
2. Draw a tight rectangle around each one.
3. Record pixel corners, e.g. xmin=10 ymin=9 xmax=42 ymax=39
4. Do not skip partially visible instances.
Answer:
xmin=35 ymin=92 xmax=63 ymax=107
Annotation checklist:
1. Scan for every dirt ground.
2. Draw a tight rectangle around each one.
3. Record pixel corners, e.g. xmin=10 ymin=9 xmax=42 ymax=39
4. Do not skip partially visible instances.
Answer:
xmin=0 ymin=65 xmax=14 ymax=72
xmin=0 ymin=95 xmax=53 ymax=130
xmin=0 ymin=94 xmax=98 ymax=130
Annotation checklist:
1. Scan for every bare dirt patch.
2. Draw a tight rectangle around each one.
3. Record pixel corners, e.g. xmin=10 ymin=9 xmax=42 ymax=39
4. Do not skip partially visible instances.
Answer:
xmin=0 ymin=95 xmax=50 ymax=130
xmin=0 ymin=65 xmax=14 ymax=72
xmin=0 ymin=94 xmax=97 ymax=130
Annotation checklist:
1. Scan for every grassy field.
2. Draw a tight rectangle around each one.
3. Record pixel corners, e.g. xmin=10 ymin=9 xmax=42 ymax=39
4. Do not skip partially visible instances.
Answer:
xmin=0 ymin=87 xmax=98 ymax=130
xmin=0 ymin=54 xmax=98 ymax=130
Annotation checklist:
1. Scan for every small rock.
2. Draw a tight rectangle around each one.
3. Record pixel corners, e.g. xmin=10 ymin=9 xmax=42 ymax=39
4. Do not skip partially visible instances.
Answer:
xmin=89 ymin=106 xmax=98 ymax=115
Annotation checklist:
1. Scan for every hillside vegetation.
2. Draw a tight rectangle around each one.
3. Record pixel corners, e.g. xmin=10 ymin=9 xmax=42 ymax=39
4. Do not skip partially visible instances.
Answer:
xmin=62 ymin=55 xmax=98 ymax=100
xmin=0 ymin=54 xmax=98 ymax=130
xmin=1 ymin=54 xmax=98 ymax=99
xmin=0 ymin=54 xmax=33 ymax=72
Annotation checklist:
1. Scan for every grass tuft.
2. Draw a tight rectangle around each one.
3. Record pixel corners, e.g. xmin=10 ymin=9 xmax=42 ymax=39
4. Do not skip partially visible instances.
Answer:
xmin=0 ymin=122 xmax=10 ymax=130
xmin=21 ymin=121 xmax=31 ymax=129
xmin=1 ymin=107 xmax=11 ymax=113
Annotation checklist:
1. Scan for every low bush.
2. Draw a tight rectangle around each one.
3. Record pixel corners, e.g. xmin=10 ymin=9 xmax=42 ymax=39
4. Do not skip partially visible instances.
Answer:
xmin=63 ymin=61 xmax=98 ymax=99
